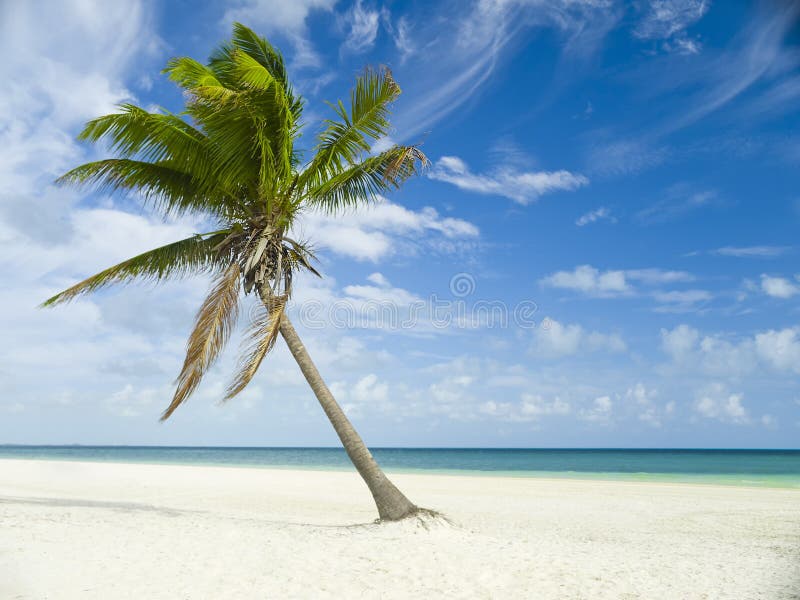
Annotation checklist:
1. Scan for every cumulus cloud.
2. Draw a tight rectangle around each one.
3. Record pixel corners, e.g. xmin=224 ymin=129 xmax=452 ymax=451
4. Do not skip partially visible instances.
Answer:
xmin=580 ymin=395 xmax=613 ymax=423
xmin=625 ymin=383 xmax=673 ymax=427
xmin=532 ymin=319 xmax=626 ymax=358
xmin=540 ymin=265 xmax=630 ymax=296
xmin=429 ymin=156 xmax=588 ymax=205
xmin=760 ymin=274 xmax=799 ymax=298
xmin=755 ymin=328 xmax=800 ymax=374
xmin=661 ymin=324 xmax=800 ymax=376
xmin=295 ymin=197 xmax=479 ymax=262
xmin=480 ymin=394 xmax=571 ymax=423
xmin=539 ymin=265 xmax=693 ymax=298
xmin=693 ymin=383 xmax=748 ymax=424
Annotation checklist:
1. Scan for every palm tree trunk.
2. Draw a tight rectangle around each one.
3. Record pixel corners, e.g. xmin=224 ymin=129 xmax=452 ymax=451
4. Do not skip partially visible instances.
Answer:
xmin=278 ymin=316 xmax=418 ymax=521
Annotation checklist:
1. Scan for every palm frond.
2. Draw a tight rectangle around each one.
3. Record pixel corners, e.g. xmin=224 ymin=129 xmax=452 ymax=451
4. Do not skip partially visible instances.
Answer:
xmin=77 ymin=104 xmax=207 ymax=167
xmin=162 ymin=263 xmax=242 ymax=420
xmin=57 ymin=159 xmax=241 ymax=219
xmin=41 ymin=232 xmax=231 ymax=307
xmin=306 ymin=144 xmax=428 ymax=211
xmin=163 ymin=57 xmax=224 ymax=89
xmin=224 ymin=294 xmax=287 ymax=401
xmin=231 ymin=23 xmax=290 ymax=90
xmin=300 ymin=66 xmax=401 ymax=190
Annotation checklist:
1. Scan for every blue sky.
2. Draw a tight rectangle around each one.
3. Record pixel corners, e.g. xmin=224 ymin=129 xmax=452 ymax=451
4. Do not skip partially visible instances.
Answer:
xmin=1 ymin=0 xmax=799 ymax=447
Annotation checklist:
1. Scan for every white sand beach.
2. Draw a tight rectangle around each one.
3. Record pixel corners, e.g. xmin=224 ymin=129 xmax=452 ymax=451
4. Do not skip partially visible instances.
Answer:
xmin=1 ymin=459 xmax=798 ymax=599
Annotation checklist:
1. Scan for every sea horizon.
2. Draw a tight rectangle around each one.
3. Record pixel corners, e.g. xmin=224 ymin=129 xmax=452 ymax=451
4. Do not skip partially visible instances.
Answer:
xmin=3 ymin=445 xmax=799 ymax=489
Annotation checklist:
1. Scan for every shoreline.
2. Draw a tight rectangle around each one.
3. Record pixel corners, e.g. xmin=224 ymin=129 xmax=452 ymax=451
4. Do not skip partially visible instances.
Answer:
xmin=0 ymin=455 xmax=798 ymax=490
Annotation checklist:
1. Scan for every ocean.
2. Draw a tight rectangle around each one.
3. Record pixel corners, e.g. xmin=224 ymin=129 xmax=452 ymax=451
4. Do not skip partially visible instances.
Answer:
xmin=1 ymin=446 xmax=799 ymax=488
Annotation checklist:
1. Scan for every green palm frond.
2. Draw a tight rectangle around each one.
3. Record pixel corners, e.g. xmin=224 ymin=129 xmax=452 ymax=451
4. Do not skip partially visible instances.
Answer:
xmin=57 ymin=159 xmax=242 ymax=219
xmin=231 ymin=22 xmax=291 ymax=91
xmin=77 ymin=104 xmax=207 ymax=166
xmin=41 ymin=231 xmax=231 ymax=307
xmin=163 ymin=57 xmax=225 ymax=89
xmin=224 ymin=294 xmax=287 ymax=401
xmin=162 ymin=263 xmax=242 ymax=420
xmin=306 ymin=145 xmax=428 ymax=211
xmin=300 ymin=66 xmax=401 ymax=191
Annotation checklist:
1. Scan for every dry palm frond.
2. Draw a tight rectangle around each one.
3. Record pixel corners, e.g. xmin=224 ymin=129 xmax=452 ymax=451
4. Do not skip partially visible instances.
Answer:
xmin=161 ymin=263 xmax=241 ymax=420
xmin=224 ymin=294 xmax=287 ymax=401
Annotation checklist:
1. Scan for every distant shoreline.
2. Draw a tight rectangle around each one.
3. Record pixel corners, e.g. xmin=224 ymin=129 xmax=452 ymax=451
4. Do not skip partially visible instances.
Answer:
xmin=2 ymin=446 xmax=798 ymax=489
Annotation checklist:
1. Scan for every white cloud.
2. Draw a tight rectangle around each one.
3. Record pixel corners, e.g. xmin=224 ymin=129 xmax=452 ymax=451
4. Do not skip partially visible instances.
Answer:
xmin=712 ymin=245 xmax=791 ymax=258
xmin=651 ymin=289 xmax=712 ymax=313
xmin=391 ymin=0 xmax=619 ymax=141
xmin=580 ymin=395 xmax=613 ymax=423
xmin=586 ymin=139 xmax=668 ymax=177
xmin=637 ymin=188 xmax=718 ymax=224
xmin=540 ymin=265 xmax=697 ymax=300
xmin=480 ymin=394 xmax=571 ymax=423
xmin=222 ymin=0 xmax=337 ymax=67
xmin=625 ymin=383 xmax=673 ymax=427
xmin=382 ymin=14 xmax=414 ymax=62
xmin=661 ymin=324 xmax=800 ymax=377
xmin=340 ymin=373 xmax=391 ymax=417
xmin=294 ymin=197 xmax=479 ymax=262
xmin=663 ymin=5 xmax=800 ymax=134
xmin=366 ymin=272 xmax=390 ymax=287
xmin=693 ymin=383 xmax=749 ymax=424
xmin=634 ymin=0 xmax=709 ymax=54
xmin=428 ymin=156 xmax=589 ymax=205
xmin=342 ymin=0 xmax=380 ymax=53
xmin=576 ymin=206 xmax=615 ymax=226
xmin=626 ymin=269 xmax=695 ymax=285
xmin=660 ymin=324 xmax=700 ymax=362
xmin=532 ymin=319 xmax=626 ymax=358
xmin=755 ymin=328 xmax=800 ymax=374
xmin=760 ymin=274 xmax=799 ymax=299
xmin=540 ymin=265 xmax=630 ymax=296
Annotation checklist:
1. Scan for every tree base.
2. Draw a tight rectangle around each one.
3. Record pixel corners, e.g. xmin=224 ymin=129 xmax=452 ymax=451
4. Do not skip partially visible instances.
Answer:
xmin=375 ymin=506 xmax=450 ymax=527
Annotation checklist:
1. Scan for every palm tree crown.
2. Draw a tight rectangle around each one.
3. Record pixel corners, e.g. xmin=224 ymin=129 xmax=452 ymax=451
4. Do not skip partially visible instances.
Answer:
xmin=44 ymin=23 xmax=427 ymax=422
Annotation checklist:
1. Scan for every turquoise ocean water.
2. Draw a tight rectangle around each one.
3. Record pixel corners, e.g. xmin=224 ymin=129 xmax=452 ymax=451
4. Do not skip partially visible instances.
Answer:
xmin=1 ymin=446 xmax=799 ymax=488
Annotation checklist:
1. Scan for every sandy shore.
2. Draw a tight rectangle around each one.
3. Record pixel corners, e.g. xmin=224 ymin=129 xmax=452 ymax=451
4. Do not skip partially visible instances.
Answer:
xmin=1 ymin=459 xmax=798 ymax=599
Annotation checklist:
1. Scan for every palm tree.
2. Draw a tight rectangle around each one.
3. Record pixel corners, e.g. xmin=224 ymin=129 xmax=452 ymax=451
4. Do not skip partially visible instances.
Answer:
xmin=42 ymin=23 xmax=427 ymax=521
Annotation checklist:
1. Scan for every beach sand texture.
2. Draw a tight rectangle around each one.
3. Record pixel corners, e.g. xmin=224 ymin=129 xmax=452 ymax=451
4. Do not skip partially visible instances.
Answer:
xmin=1 ymin=459 xmax=798 ymax=599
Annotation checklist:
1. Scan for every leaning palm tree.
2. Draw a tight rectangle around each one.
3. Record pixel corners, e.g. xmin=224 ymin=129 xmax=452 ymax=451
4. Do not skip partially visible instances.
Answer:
xmin=42 ymin=23 xmax=427 ymax=521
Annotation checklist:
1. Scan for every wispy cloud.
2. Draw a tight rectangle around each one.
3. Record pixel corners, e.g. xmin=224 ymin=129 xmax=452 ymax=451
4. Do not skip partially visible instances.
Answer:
xmin=391 ymin=0 xmax=619 ymax=140
xmin=634 ymin=0 xmax=709 ymax=54
xmin=651 ymin=289 xmax=712 ymax=313
xmin=659 ymin=3 xmax=800 ymax=135
xmin=381 ymin=12 xmax=414 ymax=62
xmin=712 ymin=245 xmax=792 ymax=258
xmin=576 ymin=206 xmax=615 ymax=226
xmin=586 ymin=139 xmax=668 ymax=177
xmin=429 ymin=156 xmax=588 ymax=205
xmin=636 ymin=186 xmax=719 ymax=224
xmin=341 ymin=0 xmax=380 ymax=53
